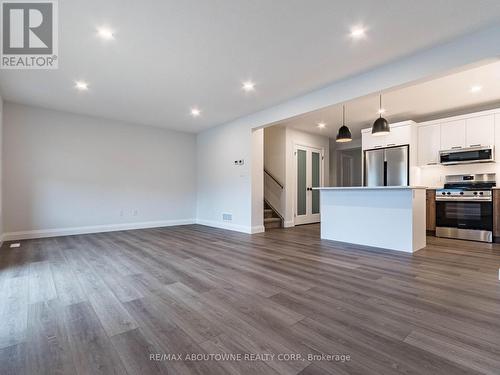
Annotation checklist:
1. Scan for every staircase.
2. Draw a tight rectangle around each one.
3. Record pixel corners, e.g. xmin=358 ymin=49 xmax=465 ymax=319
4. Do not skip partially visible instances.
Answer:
xmin=264 ymin=201 xmax=282 ymax=229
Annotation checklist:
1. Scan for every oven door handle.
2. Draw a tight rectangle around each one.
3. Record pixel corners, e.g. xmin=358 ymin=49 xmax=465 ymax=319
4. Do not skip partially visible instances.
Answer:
xmin=436 ymin=197 xmax=492 ymax=202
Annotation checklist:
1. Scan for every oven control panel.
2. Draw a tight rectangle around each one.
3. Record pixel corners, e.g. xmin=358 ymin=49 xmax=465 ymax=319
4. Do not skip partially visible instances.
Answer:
xmin=436 ymin=189 xmax=492 ymax=201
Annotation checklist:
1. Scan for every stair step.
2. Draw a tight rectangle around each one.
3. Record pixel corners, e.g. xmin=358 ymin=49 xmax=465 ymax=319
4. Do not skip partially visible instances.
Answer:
xmin=264 ymin=217 xmax=281 ymax=222
xmin=264 ymin=209 xmax=274 ymax=218
xmin=264 ymin=217 xmax=282 ymax=229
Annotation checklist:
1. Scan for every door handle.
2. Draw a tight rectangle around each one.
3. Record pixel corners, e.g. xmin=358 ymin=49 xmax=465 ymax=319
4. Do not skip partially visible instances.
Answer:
xmin=306 ymin=187 xmax=313 ymax=191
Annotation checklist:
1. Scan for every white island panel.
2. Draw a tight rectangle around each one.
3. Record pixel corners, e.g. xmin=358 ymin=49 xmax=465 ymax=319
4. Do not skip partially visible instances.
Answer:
xmin=318 ymin=187 xmax=426 ymax=253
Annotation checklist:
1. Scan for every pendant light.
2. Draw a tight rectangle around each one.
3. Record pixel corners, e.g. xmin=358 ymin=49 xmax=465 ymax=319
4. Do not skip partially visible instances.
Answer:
xmin=372 ymin=94 xmax=390 ymax=136
xmin=336 ymin=105 xmax=352 ymax=143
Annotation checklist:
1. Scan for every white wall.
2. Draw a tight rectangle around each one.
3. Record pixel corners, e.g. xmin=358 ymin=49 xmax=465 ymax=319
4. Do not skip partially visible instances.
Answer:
xmin=264 ymin=126 xmax=286 ymax=218
xmin=196 ymin=121 xmax=258 ymax=233
xmin=264 ymin=126 xmax=286 ymax=185
xmin=3 ymin=103 xmax=197 ymax=239
xmin=251 ymin=129 xmax=264 ymax=232
xmin=196 ymin=24 xmax=500 ymax=234
xmin=0 ymin=97 xmax=3 ymax=242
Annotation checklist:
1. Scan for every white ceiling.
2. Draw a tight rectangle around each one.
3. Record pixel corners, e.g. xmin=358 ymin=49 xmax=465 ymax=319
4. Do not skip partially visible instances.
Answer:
xmin=280 ymin=60 xmax=500 ymax=139
xmin=1 ymin=0 xmax=500 ymax=133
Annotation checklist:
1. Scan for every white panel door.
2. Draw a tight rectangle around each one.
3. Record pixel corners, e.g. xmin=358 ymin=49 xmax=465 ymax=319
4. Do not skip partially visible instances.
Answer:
xmin=465 ymin=115 xmax=495 ymax=147
xmin=440 ymin=120 xmax=466 ymax=150
xmin=418 ymin=124 xmax=441 ymax=165
xmin=295 ymin=145 xmax=323 ymax=225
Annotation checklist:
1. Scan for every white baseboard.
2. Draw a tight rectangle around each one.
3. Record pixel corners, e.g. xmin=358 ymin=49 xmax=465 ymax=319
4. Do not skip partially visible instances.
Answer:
xmin=251 ymin=225 xmax=265 ymax=234
xmin=3 ymin=218 xmax=267 ymax=241
xmin=283 ymin=220 xmax=295 ymax=228
xmin=196 ymin=219 xmax=262 ymax=234
xmin=2 ymin=219 xmax=196 ymax=241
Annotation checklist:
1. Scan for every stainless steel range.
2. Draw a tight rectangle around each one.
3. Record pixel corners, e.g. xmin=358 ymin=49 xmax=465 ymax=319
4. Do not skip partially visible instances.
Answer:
xmin=436 ymin=174 xmax=495 ymax=243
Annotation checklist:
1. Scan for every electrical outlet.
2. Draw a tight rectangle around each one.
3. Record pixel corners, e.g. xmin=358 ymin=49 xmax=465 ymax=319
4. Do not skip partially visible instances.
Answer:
xmin=222 ymin=213 xmax=232 ymax=221
xmin=120 ymin=210 xmax=124 ymax=217
xmin=133 ymin=209 xmax=138 ymax=216
xmin=10 ymin=243 xmax=21 ymax=248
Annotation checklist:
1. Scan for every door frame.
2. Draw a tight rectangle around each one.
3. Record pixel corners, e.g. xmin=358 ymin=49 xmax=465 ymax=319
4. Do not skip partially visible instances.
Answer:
xmin=293 ymin=143 xmax=324 ymax=225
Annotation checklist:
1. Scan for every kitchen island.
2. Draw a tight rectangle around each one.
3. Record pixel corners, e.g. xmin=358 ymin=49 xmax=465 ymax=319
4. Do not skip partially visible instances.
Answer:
xmin=315 ymin=187 xmax=427 ymax=253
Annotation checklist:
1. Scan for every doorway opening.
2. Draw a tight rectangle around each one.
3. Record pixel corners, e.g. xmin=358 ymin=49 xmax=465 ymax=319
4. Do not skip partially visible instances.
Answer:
xmin=337 ymin=147 xmax=362 ymax=187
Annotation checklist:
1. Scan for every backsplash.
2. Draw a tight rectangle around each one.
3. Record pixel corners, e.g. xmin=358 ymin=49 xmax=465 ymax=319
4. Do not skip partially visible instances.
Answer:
xmin=418 ymin=162 xmax=500 ymax=187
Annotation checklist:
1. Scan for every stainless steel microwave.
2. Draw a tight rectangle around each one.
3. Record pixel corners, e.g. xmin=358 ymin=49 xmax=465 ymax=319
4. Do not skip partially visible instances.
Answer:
xmin=439 ymin=145 xmax=494 ymax=165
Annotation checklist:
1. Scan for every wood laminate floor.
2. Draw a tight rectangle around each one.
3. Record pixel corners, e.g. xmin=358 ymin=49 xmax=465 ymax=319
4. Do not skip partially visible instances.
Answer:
xmin=1 ymin=224 xmax=500 ymax=375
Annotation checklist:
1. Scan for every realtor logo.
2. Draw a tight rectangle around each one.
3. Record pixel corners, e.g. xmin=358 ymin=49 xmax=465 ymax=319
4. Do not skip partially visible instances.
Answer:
xmin=1 ymin=0 xmax=58 ymax=69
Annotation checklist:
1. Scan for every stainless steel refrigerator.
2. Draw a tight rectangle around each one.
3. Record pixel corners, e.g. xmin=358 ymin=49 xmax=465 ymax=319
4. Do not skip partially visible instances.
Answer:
xmin=364 ymin=145 xmax=409 ymax=187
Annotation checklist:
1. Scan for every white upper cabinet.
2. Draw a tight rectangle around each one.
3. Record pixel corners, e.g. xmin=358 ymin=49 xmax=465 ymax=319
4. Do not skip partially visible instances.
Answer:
xmin=465 ymin=115 xmax=494 ymax=147
xmin=496 ymin=114 xmax=500 ymax=154
xmin=418 ymin=124 xmax=441 ymax=165
xmin=385 ymin=124 xmax=412 ymax=147
xmin=362 ymin=122 xmax=413 ymax=151
xmin=362 ymin=130 xmax=388 ymax=150
xmin=440 ymin=120 xmax=466 ymax=150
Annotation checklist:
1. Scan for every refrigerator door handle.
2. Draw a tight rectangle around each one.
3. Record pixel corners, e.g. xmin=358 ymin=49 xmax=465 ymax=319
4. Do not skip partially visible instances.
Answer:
xmin=383 ymin=160 xmax=388 ymax=186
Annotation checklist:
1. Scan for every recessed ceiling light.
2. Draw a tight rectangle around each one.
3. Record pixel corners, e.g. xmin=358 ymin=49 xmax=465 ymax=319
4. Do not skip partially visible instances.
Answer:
xmin=97 ymin=27 xmax=114 ymax=40
xmin=350 ymin=26 xmax=366 ymax=39
xmin=317 ymin=122 xmax=326 ymax=129
xmin=470 ymin=85 xmax=482 ymax=93
xmin=190 ymin=108 xmax=201 ymax=117
xmin=242 ymin=81 xmax=255 ymax=92
xmin=75 ymin=80 xmax=89 ymax=91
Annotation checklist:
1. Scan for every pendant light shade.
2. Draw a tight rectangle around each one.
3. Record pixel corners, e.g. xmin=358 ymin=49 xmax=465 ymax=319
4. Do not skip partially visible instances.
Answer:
xmin=372 ymin=117 xmax=390 ymax=135
xmin=372 ymin=94 xmax=390 ymax=136
xmin=336 ymin=105 xmax=352 ymax=143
